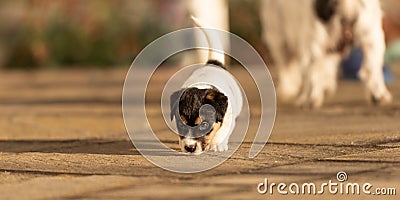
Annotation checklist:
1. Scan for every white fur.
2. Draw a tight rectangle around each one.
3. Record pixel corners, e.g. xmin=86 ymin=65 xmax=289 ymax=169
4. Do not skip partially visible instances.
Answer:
xmin=260 ymin=0 xmax=392 ymax=108
xmin=191 ymin=16 xmax=225 ymax=64
xmin=176 ymin=16 xmax=242 ymax=152
xmin=182 ymin=66 xmax=242 ymax=152
xmin=189 ymin=0 xmax=229 ymax=63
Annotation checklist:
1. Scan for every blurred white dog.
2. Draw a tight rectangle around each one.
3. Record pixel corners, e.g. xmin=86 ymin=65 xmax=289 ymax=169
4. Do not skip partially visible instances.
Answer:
xmin=260 ymin=0 xmax=392 ymax=108
xmin=189 ymin=0 xmax=229 ymax=63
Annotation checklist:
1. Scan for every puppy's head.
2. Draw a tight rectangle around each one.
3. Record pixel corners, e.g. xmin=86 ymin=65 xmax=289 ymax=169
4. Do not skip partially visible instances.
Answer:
xmin=170 ymin=87 xmax=228 ymax=154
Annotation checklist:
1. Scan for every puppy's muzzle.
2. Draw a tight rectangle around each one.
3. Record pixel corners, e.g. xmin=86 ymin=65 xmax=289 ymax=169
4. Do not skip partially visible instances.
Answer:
xmin=184 ymin=144 xmax=197 ymax=153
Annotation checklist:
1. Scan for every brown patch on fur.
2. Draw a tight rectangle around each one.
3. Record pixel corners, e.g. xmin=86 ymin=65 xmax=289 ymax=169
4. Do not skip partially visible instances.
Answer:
xmin=180 ymin=116 xmax=202 ymax=126
xmin=206 ymin=92 xmax=216 ymax=100
xmin=180 ymin=115 xmax=187 ymax=124
xmin=195 ymin=117 xmax=202 ymax=125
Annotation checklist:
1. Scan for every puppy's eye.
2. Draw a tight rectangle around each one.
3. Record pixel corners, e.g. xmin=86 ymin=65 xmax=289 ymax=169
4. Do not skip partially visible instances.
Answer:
xmin=179 ymin=123 xmax=187 ymax=130
xmin=199 ymin=121 xmax=209 ymax=130
xmin=177 ymin=121 xmax=188 ymax=131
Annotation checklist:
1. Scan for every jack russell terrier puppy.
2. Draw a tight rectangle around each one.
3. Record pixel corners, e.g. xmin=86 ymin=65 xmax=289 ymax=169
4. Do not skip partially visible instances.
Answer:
xmin=170 ymin=16 xmax=243 ymax=154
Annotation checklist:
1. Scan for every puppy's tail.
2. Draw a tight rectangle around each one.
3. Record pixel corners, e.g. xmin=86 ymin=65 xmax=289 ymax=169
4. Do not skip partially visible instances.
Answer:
xmin=191 ymin=16 xmax=225 ymax=66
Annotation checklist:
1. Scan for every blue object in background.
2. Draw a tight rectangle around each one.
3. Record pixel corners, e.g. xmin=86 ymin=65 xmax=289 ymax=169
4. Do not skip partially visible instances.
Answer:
xmin=341 ymin=48 xmax=393 ymax=84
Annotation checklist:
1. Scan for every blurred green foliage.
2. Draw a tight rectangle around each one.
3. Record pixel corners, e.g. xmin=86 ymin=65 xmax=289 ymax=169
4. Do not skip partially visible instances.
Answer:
xmin=1 ymin=0 xmax=173 ymax=69
xmin=0 ymin=0 xmax=263 ymax=69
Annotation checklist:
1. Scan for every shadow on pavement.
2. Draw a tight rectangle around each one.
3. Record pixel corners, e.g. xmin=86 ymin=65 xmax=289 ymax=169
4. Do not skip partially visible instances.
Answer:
xmin=0 ymin=140 xmax=140 ymax=155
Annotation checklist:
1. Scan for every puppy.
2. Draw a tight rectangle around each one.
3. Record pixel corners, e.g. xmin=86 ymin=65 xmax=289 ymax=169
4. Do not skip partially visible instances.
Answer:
xmin=260 ymin=0 xmax=392 ymax=108
xmin=170 ymin=17 xmax=242 ymax=154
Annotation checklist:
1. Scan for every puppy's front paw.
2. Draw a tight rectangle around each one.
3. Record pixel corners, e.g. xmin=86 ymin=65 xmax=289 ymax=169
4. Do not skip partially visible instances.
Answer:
xmin=216 ymin=142 xmax=228 ymax=152
xmin=206 ymin=140 xmax=228 ymax=152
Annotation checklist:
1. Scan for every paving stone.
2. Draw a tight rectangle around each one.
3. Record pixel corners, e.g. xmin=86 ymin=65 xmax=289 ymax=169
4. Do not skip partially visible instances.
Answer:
xmin=0 ymin=66 xmax=399 ymax=199
xmin=0 ymin=175 xmax=160 ymax=200
xmin=324 ymin=148 xmax=400 ymax=163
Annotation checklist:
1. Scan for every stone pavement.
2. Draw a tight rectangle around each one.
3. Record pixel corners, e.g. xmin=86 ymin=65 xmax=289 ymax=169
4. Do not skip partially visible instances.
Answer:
xmin=0 ymin=66 xmax=399 ymax=200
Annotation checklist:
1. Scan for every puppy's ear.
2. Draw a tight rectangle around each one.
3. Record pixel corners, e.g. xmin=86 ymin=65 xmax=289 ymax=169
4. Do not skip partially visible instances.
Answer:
xmin=204 ymin=89 xmax=228 ymax=122
xmin=170 ymin=89 xmax=184 ymax=121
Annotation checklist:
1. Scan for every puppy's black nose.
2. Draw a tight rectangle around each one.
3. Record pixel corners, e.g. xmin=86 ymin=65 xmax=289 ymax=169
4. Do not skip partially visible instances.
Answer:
xmin=184 ymin=145 xmax=197 ymax=153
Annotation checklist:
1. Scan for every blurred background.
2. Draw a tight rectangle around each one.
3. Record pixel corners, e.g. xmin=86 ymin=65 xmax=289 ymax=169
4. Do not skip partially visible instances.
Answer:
xmin=0 ymin=2 xmax=400 ymax=198
xmin=0 ymin=0 xmax=399 ymax=70
xmin=0 ymin=0 xmax=268 ymax=69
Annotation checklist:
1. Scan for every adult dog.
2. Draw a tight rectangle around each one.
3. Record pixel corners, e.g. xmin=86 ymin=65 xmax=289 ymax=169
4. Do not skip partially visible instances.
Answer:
xmin=260 ymin=0 xmax=392 ymax=108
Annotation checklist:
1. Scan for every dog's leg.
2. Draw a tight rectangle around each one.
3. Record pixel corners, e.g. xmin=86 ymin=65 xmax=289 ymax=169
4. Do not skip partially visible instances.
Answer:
xmin=323 ymin=55 xmax=339 ymax=98
xmin=356 ymin=8 xmax=392 ymax=105
xmin=310 ymin=54 xmax=340 ymax=108
xmin=360 ymin=52 xmax=392 ymax=105
xmin=208 ymin=122 xmax=231 ymax=152
xmin=278 ymin=61 xmax=303 ymax=102
xmin=207 ymin=109 xmax=233 ymax=152
xmin=297 ymin=54 xmax=340 ymax=108
xmin=207 ymin=130 xmax=229 ymax=152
